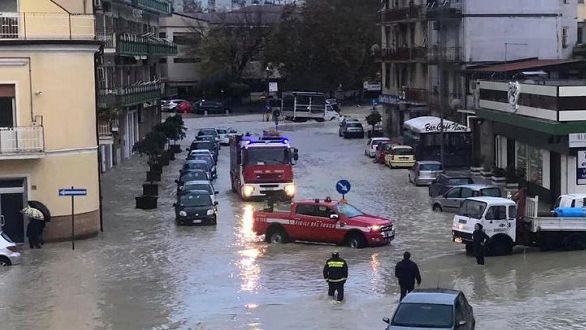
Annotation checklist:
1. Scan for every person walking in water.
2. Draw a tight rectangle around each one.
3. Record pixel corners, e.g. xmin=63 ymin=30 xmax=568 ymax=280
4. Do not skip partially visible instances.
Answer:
xmin=26 ymin=219 xmax=42 ymax=249
xmin=323 ymin=252 xmax=348 ymax=302
xmin=472 ymin=223 xmax=490 ymax=265
xmin=395 ymin=251 xmax=421 ymax=301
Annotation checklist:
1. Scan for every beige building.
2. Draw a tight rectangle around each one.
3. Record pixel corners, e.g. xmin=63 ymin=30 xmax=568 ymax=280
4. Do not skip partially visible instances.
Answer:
xmin=0 ymin=0 xmax=100 ymax=243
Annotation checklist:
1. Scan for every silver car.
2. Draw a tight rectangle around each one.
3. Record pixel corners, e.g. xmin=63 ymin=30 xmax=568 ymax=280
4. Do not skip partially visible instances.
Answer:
xmin=383 ymin=289 xmax=475 ymax=330
xmin=408 ymin=161 xmax=443 ymax=186
xmin=431 ymin=184 xmax=503 ymax=212
xmin=0 ymin=231 xmax=21 ymax=266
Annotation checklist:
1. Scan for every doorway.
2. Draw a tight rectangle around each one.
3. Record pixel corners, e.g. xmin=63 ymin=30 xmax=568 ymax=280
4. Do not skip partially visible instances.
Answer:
xmin=550 ymin=152 xmax=561 ymax=203
xmin=0 ymin=180 xmax=25 ymax=243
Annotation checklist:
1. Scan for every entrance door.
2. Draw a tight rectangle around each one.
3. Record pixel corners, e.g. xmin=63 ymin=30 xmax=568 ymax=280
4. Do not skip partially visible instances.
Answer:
xmin=1 ymin=192 xmax=25 ymax=243
xmin=507 ymin=138 xmax=516 ymax=169
xmin=0 ymin=97 xmax=15 ymax=127
xmin=550 ymin=152 xmax=561 ymax=203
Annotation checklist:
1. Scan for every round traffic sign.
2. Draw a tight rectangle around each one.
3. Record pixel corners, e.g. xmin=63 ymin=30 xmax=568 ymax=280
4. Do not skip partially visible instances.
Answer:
xmin=336 ymin=180 xmax=351 ymax=195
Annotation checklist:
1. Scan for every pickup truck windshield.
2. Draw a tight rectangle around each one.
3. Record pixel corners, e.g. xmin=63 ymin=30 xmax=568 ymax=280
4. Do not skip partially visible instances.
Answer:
xmin=335 ymin=203 xmax=364 ymax=218
xmin=458 ymin=200 xmax=487 ymax=218
xmin=245 ymin=147 xmax=290 ymax=165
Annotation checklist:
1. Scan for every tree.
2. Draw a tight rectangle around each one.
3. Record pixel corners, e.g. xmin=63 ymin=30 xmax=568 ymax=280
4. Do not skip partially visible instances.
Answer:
xmin=133 ymin=130 xmax=167 ymax=166
xmin=366 ymin=111 xmax=382 ymax=132
xmin=159 ymin=115 xmax=187 ymax=143
xmin=266 ymin=0 xmax=380 ymax=92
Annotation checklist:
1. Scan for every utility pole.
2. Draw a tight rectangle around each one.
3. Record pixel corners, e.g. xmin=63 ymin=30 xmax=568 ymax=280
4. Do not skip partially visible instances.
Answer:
xmin=437 ymin=3 xmax=448 ymax=169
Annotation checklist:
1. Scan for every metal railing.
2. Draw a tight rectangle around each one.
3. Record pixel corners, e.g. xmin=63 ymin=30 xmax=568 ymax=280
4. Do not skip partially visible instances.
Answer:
xmin=381 ymin=47 xmax=427 ymax=61
xmin=96 ymin=32 xmax=114 ymax=48
xmin=117 ymin=33 xmax=177 ymax=56
xmin=135 ymin=0 xmax=173 ymax=15
xmin=98 ymin=82 xmax=162 ymax=107
xmin=0 ymin=12 xmax=94 ymax=40
xmin=400 ymin=87 xmax=428 ymax=103
xmin=98 ymin=121 xmax=112 ymax=137
xmin=382 ymin=5 xmax=423 ymax=22
xmin=0 ymin=126 xmax=44 ymax=154
xmin=427 ymin=46 xmax=461 ymax=62
xmin=426 ymin=0 xmax=463 ymax=20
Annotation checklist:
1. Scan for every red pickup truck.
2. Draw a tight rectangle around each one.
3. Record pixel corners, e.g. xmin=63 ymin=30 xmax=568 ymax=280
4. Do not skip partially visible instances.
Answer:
xmin=253 ymin=198 xmax=395 ymax=248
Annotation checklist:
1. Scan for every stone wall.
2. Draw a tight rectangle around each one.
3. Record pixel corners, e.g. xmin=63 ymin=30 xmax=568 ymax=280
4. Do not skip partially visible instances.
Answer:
xmin=43 ymin=210 xmax=100 ymax=242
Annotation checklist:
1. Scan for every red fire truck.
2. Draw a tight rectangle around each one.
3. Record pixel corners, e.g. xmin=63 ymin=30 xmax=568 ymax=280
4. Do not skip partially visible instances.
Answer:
xmin=230 ymin=132 xmax=299 ymax=200
xmin=253 ymin=198 xmax=395 ymax=248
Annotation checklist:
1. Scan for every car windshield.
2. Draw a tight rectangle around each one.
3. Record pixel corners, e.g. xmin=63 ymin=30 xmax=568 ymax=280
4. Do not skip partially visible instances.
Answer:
xmin=392 ymin=303 xmax=453 ymax=328
xmin=335 ymin=203 xmax=364 ymax=218
xmin=347 ymin=123 xmax=362 ymax=128
xmin=199 ymin=129 xmax=217 ymax=136
xmin=448 ymin=178 xmax=473 ymax=185
xmin=192 ymin=141 xmax=214 ymax=150
xmin=184 ymin=184 xmax=213 ymax=194
xmin=180 ymin=171 xmax=208 ymax=182
xmin=480 ymin=187 xmax=501 ymax=197
xmin=188 ymin=155 xmax=213 ymax=164
xmin=373 ymin=140 xmax=389 ymax=146
xmin=393 ymin=147 xmax=413 ymax=155
xmin=185 ymin=162 xmax=208 ymax=171
xmin=245 ymin=147 xmax=290 ymax=165
xmin=197 ymin=136 xmax=215 ymax=142
xmin=421 ymin=164 xmax=442 ymax=171
xmin=180 ymin=194 xmax=212 ymax=207
xmin=217 ymin=129 xmax=227 ymax=134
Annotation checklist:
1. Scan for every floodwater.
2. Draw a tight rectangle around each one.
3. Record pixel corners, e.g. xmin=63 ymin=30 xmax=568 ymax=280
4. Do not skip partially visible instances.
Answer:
xmin=2 ymin=110 xmax=586 ymax=329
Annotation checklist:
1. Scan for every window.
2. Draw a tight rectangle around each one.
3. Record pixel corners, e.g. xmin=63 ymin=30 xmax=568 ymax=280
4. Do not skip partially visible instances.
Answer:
xmin=562 ymin=27 xmax=569 ymax=48
xmin=446 ymin=188 xmax=461 ymax=198
xmin=516 ymin=142 xmax=543 ymax=186
xmin=159 ymin=58 xmax=167 ymax=64
xmin=173 ymin=32 xmax=198 ymax=45
xmin=296 ymin=204 xmax=316 ymax=216
xmin=479 ymin=187 xmax=501 ymax=197
xmin=173 ymin=58 xmax=198 ymax=63
xmin=485 ymin=206 xmax=506 ymax=220
xmin=460 ymin=188 xmax=473 ymax=198
xmin=508 ymin=205 xmax=517 ymax=219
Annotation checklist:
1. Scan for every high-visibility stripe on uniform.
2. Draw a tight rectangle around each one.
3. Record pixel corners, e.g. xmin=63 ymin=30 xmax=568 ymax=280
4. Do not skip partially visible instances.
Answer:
xmin=328 ymin=278 xmax=347 ymax=282
xmin=327 ymin=261 xmax=345 ymax=267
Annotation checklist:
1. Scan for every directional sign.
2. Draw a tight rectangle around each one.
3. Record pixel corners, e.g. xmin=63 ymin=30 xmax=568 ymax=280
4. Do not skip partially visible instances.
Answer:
xmin=59 ymin=189 xmax=87 ymax=197
xmin=336 ymin=180 xmax=351 ymax=195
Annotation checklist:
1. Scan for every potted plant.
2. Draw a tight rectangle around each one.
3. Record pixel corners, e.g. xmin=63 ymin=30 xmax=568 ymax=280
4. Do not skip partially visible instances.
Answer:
xmin=161 ymin=115 xmax=186 ymax=154
xmin=133 ymin=132 xmax=166 ymax=209
xmin=491 ymin=167 xmax=506 ymax=185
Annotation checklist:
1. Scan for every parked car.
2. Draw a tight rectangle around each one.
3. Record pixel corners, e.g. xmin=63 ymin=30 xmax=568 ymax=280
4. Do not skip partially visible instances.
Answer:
xmin=431 ymin=184 xmax=503 ymax=212
xmin=383 ymin=289 xmax=475 ymax=330
xmin=196 ymin=100 xmax=229 ymax=114
xmin=181 ymin=160 xmax=213 ymax=178
xmin=0 ymin=231 xmax=21 ymax=266
xmin=216 ymin=128 xmax=231 ymax=145
xmin=196 ymin=134 xmax=220 ymax=150
xmin=375 ymin=142 xmax=394 ymax=164
xmin=187 ymin=149 xmax=216 ymax=164
xmin=173 ymin=190 xmax=218 ymax=225
xmin=385 ymin=145 xmax=415 ymax=169
xmin=162 ymin=99 xmax=187 ymax=112
xmin=429 ymin=174 xmax=475 ymax=198
xmin=176 ymin=101 xmax=193 ymax=113
xmin=176 ymin=170 xmax=210 ymax=185
xmin=197 ymin=128 xmax=219 ymax=140
xmin=340 ymin=121 xmax=364 ymax=139
xmin=408 ymin=161 xmax=444 ymax=186
xmin=188 ymin=140 xmax=218 ymax=162
xmin=339 ymin=117 xmax=359 ymax=128
xmin=365 ymin=137 xmax=391 ymax=157
xmin=178 ymin=180 xmax=218 ymax=203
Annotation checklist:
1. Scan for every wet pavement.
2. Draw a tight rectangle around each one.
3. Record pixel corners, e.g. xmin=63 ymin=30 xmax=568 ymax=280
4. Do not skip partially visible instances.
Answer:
xmin=2 ymin=109 xmax=586 ymax=329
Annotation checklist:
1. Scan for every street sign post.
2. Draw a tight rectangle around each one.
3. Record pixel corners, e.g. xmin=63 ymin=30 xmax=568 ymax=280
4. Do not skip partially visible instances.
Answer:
xmin=336 ymin=179 xmax=351 ymax=199
xmin=58 ymin=187 xmax=87 ymax=250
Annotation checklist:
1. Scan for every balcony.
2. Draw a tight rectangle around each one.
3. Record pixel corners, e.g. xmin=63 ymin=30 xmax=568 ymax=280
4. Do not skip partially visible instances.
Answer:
xmin=400 ymin=88 xmax=427 ymax=104
xmin=134 ymin=0 xmax=173 ymax=15
xmin=381 ymin=47 xmax=427 ymax=62
xmin=0 ymin=12 xmax=94 ymax=40
xmin=0 ymin=126 xmax=44 ymax=159
xmin=427 ymin=46 xmax=461 ymax=63
xmin=381 ymin=5 xmax=423 ymax=23
xmin=98 ymin=82 xmax=162 ymax=108
xmin=97 ymin=33 xmax=177 ymax=56
xmin=426 ymin=1 xmax=463 ymax=20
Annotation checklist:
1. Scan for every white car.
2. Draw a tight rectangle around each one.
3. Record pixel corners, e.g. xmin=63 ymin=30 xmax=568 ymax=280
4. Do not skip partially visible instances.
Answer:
xmin=0 ymin=232 xmax=21 ymax=266
xmin=365 ymin=137 xmax=390 ymax=157
xmin=216 ymin=128 xmax=230 ymax=145
xmin=162 ymin=99 xmax=188 ymax=112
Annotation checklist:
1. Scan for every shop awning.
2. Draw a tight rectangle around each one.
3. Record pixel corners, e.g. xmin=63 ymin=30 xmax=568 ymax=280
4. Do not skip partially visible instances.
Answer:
xmin=467 ymin=59 xmax=582 ymax=73
xmin=477 ymin=108 xmax=586 ymax=135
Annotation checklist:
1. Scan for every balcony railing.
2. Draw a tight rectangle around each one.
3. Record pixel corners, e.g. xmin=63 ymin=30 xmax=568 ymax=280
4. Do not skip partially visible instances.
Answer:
xmin=400 ymin=88 xmax=428 ymax=104
xmin=98 ymin=82 xmax=162 ymax=108
xmin=0 ymin=126 xmax=44 ymax=156
xmin=0 ymin=12 xmax=94 ymax=40
xmin=427 ymin=46 xmax=461 ymax=63
xmin=381 ymin=47 xmax=427 ymax=61
xmin=112 ymin=33 xmax=177 ymax=56
xmin=134 ymin=0 xmax=173 ymax=15
xmin=98 ymin=121 xmax=113 ymax=138
xmin=381 ymin=5 xmax=423 ymax=22
xmin=426 ymin=1 xmax=463 ymax=20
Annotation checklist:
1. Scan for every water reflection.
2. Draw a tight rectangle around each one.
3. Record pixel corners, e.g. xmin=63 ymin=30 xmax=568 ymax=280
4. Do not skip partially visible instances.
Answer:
xmin=370 ymin=253 xmax=381 ymax=292
xmin=238 ymin=204 xmax=266 ymax=292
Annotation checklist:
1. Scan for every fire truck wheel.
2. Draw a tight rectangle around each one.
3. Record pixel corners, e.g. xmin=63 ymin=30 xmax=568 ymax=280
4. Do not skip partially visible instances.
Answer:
xmin=346 ymin=233 xmax=366 ymax=249
xmin=267 ymin=226 xmax=289 ymax=244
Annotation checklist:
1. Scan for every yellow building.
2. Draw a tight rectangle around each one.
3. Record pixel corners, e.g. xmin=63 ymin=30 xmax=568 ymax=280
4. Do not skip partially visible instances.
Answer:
xmin=0 ymin=0 xmax=100 ymax=243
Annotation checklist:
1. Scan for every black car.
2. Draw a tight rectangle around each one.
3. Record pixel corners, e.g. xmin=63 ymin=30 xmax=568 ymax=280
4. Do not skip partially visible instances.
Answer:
xmin=173 ymin=190 xmax=218 ymax=225
xmin=196 ymin=134 xmax=220 ymax=150
xmin=176 ymin=170 xmax=210 ymax=185
xmin=188 ymin=140 xmax=218 ymax=162
xmin=180 ymin=160 xmax=213 ymax=179
xmin=196 ymin=100 xmax=229 ymax=114
xmin=186 ymin=154 xmax=216 ymax=178
xmin=428 ymin=174 xmax=475 ymax=197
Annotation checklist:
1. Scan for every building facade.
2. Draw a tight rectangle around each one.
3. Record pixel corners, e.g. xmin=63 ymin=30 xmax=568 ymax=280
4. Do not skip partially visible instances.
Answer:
xmin=380 ymin=0 xmax=577 ymax=137
xmin=94 ymin=0 xmax=177 ymax=172
xmin=0 ymin=0 xmax=100 ymax=242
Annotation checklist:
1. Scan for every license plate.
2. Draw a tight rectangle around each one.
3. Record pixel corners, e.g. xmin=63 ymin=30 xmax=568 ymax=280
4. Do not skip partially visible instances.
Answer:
xmin=400 ymin=157 xmax=408 ymax=160
xmin=382 ymin=231 xmax=390 ymax=238
xmin=454 ymin=237 xmax=462 ymax=243
xmin=192 ymin=220 xmax=202 ymax=224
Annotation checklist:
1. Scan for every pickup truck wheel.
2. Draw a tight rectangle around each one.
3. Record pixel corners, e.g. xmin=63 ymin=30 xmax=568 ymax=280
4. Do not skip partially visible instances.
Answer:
xmin=432 ymin=204 xmax=442 ymax=212
xmin=347 ymin=233 xmax=366 ymax=249
xmin=562 ymin=234 xmax=586 ymax=251
xmin=267 ymin=227 xmax=289 ymax=244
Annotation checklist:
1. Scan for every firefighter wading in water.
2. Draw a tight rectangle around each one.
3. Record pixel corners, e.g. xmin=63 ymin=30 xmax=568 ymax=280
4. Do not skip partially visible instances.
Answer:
xmin=323 ymin=252 xmax=348 ymax=302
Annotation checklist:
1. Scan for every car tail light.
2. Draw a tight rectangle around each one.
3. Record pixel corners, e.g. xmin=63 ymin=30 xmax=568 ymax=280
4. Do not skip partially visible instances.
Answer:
xmin=6 ymin=246 xmax=17 ymax=252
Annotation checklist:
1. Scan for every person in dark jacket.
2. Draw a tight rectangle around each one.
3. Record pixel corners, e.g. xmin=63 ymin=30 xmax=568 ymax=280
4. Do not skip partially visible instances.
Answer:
xmin=395 ymin=251 xmax=421 ymax=301
xmin=472 ymin=223 xmax=490 ymax=265
xmin=26 ymin=220 xmax=41 ymax=249
xmin=323 ymin=252 xmax=348 ymax=301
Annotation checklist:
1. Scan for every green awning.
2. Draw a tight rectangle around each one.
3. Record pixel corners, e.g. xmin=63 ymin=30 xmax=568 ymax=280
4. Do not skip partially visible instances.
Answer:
xmin=476 ymin=108 xmax=586 ymax=135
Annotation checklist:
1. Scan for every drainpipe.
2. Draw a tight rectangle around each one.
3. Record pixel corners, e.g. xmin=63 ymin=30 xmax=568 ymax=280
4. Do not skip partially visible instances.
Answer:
xmin=94 ymin=44 xmax=105 ymax=232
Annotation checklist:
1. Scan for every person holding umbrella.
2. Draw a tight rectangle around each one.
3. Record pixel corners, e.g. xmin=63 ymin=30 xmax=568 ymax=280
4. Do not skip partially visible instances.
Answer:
xmin=21 ymin=206 xmax=45 ymax=249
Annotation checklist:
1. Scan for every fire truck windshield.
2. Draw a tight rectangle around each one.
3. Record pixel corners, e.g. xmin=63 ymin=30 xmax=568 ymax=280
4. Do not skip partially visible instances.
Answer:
xmin=245 ymin=147 xmax=289 ymax=165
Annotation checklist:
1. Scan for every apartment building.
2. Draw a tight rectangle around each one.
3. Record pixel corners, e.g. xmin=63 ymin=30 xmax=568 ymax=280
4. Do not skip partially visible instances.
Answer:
xmin=0 ymin=0 xmax=100 ymax=242
xmin=380 ymin=0 xmax=577 ymax=137
xmin=94 ymin=0 xmax=177 ymax=172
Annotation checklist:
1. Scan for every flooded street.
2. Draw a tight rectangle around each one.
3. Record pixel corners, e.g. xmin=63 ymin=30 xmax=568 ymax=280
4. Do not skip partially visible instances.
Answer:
xmin=2 ymin=111 xmax=586 ymax=329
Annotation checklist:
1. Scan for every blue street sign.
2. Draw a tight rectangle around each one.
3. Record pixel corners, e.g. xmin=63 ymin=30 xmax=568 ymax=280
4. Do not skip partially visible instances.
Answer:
xmin=372 ymin=98 xmax=379 ymax=107
xmin=336 ymin=180 xmax=351 ymax=195
xmin=59 ymin=189 xmax=87 ymax=197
